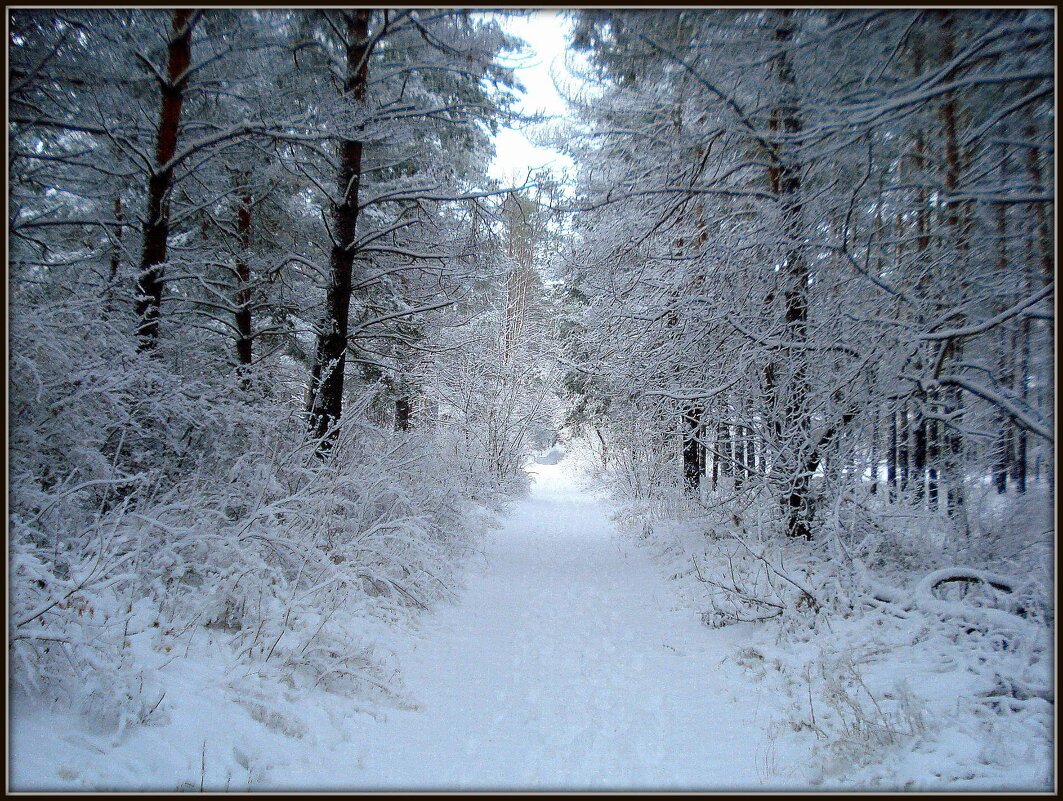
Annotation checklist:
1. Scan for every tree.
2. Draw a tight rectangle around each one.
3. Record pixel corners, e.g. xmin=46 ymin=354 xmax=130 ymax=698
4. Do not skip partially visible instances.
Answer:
xmin=560 ymin=8 xmax=1053 ymax=544
xmin=305 ymin=9 xmax=373 ymax=449
xmin=135 ymin=9 xmax=195 ymax=351
xmin=8 ymin=6 xmax=534 ymax=725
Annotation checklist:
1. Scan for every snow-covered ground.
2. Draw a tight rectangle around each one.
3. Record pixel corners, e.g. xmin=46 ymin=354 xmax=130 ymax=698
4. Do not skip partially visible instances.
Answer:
xmin=12 ymin=458 xmax=809 ymax=791
xmin=337 ymin=457 xmax=805 ymax=790
xmin=10 ymin=456 xmax=1051 ymax=791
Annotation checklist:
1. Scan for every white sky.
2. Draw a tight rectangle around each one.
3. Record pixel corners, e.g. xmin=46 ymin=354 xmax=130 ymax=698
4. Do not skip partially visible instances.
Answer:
xmin=487 ymin=10 xmax=577 ymax=185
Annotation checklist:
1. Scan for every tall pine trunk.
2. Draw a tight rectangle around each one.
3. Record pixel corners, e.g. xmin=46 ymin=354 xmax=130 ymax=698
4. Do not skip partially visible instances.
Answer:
xmin=898 ymin=403 xmax=910 ymax=492
xmin=1023 ymin=101 xmax=1052 ymax=499
xmin=136 ymin=9 xmax=194 ymax=352
xmin=769 ymin=11 xmax=812 ymax=538
xmin=235 ymin=180 xmax=253 ymax=389
xmin=105 ymin=195 xmax=123 ymax=316
xmin=887 ymin=403 xmax=898 ymax=499
xmin=711 ymin=420 xmax=721 ymax=490
xmin=682 ymin=403 xmax=704 ymax=495
xmin=307 ymin=10 xmax=372 ymax=451
xmin=938 ymin=11 xmax=967 ymax=520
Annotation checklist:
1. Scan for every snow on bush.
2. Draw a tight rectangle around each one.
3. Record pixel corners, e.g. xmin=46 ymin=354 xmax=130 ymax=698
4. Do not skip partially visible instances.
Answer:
xmin=9 ymin=292 xmax=502 ymax=733
xmin=595 ymin=436 xmax=1053 ymax=790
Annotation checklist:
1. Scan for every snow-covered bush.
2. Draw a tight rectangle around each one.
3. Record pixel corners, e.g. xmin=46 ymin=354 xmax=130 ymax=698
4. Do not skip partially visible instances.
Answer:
xmin=9 ymin=285 xmax=504 ymax=730
xmin=595 ymin=422 xmax=1052 ymax=789
xmin=426 ymin=307 xmax=558 ymax=495
xmin=12 ymin=408 xmax=494 ymax=727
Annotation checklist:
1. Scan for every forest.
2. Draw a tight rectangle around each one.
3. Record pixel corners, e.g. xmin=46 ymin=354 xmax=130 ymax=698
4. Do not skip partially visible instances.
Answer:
xmin=9 ymin=8 xmax=1054 ymax=791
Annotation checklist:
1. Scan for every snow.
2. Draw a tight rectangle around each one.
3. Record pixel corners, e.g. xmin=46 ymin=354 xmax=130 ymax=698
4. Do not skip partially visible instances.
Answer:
xmin=11 ymin=7 xmax=1052 ymax=794
xmin=339 ymin=457 xmax=797 ymax=790
xmin=533 ymin=445 xmax=563 ymax=464
xmin=609 ymin=475 xmax=1054 ymax=792
xmin=12 ymin=459 xmax=802 ymax=791
xmin=9 ymin=457 xmax=1051 ymax=791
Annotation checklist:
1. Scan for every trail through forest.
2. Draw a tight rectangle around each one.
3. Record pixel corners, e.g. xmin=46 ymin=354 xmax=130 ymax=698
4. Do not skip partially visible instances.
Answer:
xmin=12 ymin=451 xmax=1050 ymax=792
xmin=341 ymin=458 xmax=798 ymax=790
xmin=13 ymin=457 xmax=810 ymax=792
xmin=9 ymin=8 xmax=1052 ymax=792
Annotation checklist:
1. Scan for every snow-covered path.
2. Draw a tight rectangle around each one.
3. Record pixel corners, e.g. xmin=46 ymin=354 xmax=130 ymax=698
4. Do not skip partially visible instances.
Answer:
xmin=12 ymin=458 xmax=798 ymax=792
xmin=342 ymin=459 xmax=785 ymax=790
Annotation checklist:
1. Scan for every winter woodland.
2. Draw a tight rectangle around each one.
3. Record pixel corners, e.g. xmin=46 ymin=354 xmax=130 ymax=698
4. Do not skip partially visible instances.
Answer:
xmin=8 ymin=8 xmax=1054 ymax=791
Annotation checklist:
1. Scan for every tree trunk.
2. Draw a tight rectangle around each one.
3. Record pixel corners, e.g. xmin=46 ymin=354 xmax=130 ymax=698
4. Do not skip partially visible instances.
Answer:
xmin=105 ymin=195 xmax=123 ymax=316
xmin=992 ymin=137 xmax=1010 ymax=494
xmin=135 ymin=9 xmax=194 ymax=352
xmin=1012 ymin=321 xmax=1029 ymax=495
xmin=235 ymin=182 xmax=253 ymax=387
xmin=887 ymin=403 xmax=898 ymax=500
xmin=939 ymin=10 xmax=967 ymax=520
xmin=869 ymin=405 xmax=880 ymax=495
xmin=595 ymin=427 xmax=608 ymax=470
xmin=910 ymin=93 xmax=930 ymax=506
xmin=927 ymin=412 xmax=940 ymax=510
xmin=741 ymin=397 xmax=754 ymax=483
xmin=307 ymin=10 xmax=372 ymax=452
xmin=1024 ymin=111 xmax=1053 ymax=284
xmin=718 ymin=417 xmax=732 ymax=481
xmin=682 ymin=402 xmax=703 ymax=495
xmin=770 ymin=11 xmax=812 ymax=539
xmin=734 ymin=419 xmax=746 ymax=490
xmin=711 ymin=420 xmax=720 ymax=490
xmin=898 ymin=402 xmax=910 ymax=493
xmin=395 ymin=397 xmax=411 ymax=432
xmin=109 ymin=195 xmax=123 ymax=286
xmin=912 ymin=415 xmax=927 ymax=505
xmin=1022 ymin=100 xmax=1051 ymax=498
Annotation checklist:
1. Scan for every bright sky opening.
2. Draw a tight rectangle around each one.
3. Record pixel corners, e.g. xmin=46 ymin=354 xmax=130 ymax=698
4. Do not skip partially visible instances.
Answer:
xmin=488 ymin=10 xmax=576 ymax=184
